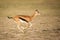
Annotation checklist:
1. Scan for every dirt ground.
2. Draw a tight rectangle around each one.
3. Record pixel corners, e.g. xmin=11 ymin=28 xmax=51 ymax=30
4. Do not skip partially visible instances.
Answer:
xmin=0 ymin=16 xmax=60 ymax=40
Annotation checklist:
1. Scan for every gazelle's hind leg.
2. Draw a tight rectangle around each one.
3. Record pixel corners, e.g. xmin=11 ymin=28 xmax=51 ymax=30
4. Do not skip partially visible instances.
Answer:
xmin=17 ymin=23 xmax=24 ymax=32
xmin=14 ymin=18 xmax=24 ymax=32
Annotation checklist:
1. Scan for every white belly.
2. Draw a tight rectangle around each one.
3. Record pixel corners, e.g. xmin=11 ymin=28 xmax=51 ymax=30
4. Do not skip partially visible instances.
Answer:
xmin=19 ymin=19 xmax=27 ymax=23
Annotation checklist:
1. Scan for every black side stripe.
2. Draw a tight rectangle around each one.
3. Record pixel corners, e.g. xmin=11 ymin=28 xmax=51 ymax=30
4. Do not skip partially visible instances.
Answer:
xmin=19 ymin=17 xmax=28 ymax=22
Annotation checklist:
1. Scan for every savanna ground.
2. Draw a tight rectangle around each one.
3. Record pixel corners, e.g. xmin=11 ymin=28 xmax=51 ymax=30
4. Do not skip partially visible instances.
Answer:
xmin=0 ymin=0 xmax=60 ymax=40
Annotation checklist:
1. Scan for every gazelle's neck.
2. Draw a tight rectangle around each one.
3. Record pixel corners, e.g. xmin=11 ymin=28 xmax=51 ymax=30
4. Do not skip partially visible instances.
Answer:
xmin=31 ymin=12 xmax=37 ymax=20
xmin=31 ymin=9 xmax=40 ymax=20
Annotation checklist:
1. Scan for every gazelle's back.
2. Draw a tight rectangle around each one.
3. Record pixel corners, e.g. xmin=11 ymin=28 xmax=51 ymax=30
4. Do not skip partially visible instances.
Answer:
xmin=15 ymin=15 xmax=32 ymax=22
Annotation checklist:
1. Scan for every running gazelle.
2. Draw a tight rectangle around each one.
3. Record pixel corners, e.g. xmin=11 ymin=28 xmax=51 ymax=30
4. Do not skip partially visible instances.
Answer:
xmin=7 ymin=9 xmax=40 ymax=32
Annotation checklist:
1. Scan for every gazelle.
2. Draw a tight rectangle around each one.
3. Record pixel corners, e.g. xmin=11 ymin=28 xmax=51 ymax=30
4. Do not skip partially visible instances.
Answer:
xmin=7 ymin=9 xmax=40 ymax=32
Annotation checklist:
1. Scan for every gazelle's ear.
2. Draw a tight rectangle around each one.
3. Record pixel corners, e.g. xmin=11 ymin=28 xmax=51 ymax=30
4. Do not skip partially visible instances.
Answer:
xmin=35 ymin=9 xmax=39 ymax=13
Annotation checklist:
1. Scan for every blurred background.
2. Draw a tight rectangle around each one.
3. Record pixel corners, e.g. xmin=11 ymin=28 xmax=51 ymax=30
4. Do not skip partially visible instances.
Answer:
xmin=0 ymin=0 xmax=60 ymax=17
xmin=0 ymin=0 xmax=60 ymax=40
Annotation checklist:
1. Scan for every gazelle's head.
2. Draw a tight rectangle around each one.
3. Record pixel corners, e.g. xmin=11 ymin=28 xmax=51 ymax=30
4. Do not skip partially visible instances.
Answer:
xmin=31 ymin=9 xmax=40 ymax=19
xmin=35 ymin=9 xmax=40 ymax=15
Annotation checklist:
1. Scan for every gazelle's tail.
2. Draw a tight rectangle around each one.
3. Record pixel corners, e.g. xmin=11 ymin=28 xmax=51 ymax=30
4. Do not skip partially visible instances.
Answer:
xmin=7 ymin=16 xmax=13 ymax=19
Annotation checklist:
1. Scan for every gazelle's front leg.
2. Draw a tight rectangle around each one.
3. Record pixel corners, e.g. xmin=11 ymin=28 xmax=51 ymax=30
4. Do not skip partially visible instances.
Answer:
xmin=24 ymin=22 xmax=32 ymax=30
xmin=28 ymin=22 xmax=32 ymax=27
